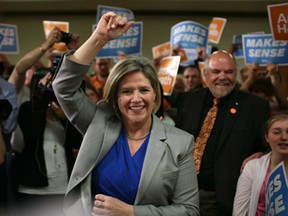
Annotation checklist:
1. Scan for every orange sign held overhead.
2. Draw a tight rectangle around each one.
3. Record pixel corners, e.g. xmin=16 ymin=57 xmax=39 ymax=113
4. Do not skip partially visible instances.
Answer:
xmin=208 ymin=17 xmax=227 ymax=44
xmin=268 ymin=3 xmax=288 ymax=41
xmin=158 ymin=56 xmax=181 ymax=96
xmin=152 ymin=42 xmax=188 ymax=64
xmin=152 ymin=42 xmax=171 ymax=60
xmin=43 ymin=20 xmax=69 ymax=52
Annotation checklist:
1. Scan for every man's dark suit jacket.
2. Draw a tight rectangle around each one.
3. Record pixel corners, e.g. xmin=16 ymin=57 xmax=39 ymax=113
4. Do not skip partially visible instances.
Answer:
xmin=169 ymin=87 xmax=270 ymax=215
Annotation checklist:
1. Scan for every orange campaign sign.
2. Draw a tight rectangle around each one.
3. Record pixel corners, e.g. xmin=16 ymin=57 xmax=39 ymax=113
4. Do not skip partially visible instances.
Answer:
xmin=152 ymin=42 xmax=188 ymax=62
xmin=157 ymin=56 xmax=181 ymax=96
xmin=152 ymin=42 xmax=171 ymax=60
xmin=268 ymin=3 xmax=288 ymax=41
xmin=208 ymin=17 xmax=227 ymax=44
xmin=43 ymin=21 xmax=69 ymax=52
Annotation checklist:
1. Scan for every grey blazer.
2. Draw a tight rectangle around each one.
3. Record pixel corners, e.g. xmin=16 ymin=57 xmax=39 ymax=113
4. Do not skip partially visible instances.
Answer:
xmin=52 ymin=52 xmax=200 ymax=216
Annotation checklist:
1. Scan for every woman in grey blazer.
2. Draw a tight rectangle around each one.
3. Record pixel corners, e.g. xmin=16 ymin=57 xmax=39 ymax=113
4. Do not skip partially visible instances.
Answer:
xmin=52 ymin=12 xmax=199 ymax=216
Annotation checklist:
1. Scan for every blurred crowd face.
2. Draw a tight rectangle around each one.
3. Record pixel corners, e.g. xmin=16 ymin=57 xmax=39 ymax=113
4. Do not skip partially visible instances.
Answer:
xmin=205 ymin=51 xmax=236 ymax=99
xmin=183 ymin=67 xmax=201 ymax=91
xmin=95 ymin=58 xmax=110 ymax=78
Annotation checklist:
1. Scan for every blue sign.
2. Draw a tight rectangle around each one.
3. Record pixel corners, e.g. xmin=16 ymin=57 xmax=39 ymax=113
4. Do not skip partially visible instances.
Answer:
xmin=170 ymin=21 xmax=208 ymax=66
xmin=266 ymin=162 xmax=288 ymax=216
xmin=97 ymin=22 xmax=142 ymax=58
xmin=0 ymin=24 xmax=19 ymax=54
xmin=243 ymin=34 xmax=288 ymax=66
xmin=97 ymin=5 xmax=135 ymax=23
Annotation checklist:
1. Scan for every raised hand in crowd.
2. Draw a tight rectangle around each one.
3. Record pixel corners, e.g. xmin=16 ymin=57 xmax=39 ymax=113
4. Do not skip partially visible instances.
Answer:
xmin=240 ymin=61 xmax=288 ymax=113
xmin=196 ymin=46 xmax=207 ymax=61
xmin=240 ymin=62 xmax=259 ymax=91
xmin=9 ymin=27 xmax=62 ymax=93
xmin=265 ymin=62 xmax=288 ymax=111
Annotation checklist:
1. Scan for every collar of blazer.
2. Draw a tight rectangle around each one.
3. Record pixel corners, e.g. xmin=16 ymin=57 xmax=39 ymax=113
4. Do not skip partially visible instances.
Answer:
xmin=135 ymin=116 xmax=167 ymax=203
xmin=66 ymin=104 xmax=168 ymax=197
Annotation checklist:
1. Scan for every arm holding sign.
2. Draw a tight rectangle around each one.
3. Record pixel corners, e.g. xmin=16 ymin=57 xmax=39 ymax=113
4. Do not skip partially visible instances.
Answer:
xmin=240 ymin=62 xmax=259 ymax=92
xmin=8 ymin=27 xmax=60 ymax=93
xmin=240 ymin=62 xmax=288 ymax=113
xmin=266 ymin=62 xmax=288 ymax=112
xmin=196 ymin=46 xmax=208 ymax=61
xmin=8 ymin=27 xmax=80 ymax=94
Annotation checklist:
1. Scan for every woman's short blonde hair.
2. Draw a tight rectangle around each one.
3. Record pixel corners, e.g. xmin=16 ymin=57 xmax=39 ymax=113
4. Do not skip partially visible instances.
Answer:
xmin=264 ymin=111 xmax=288 ymax=136
xmin=103 ymin=55 xmax=161 ymax=119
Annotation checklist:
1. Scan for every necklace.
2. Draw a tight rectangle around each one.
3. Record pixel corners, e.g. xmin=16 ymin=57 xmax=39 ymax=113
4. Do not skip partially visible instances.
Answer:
xmin=124 ymin=130 xmax=150 ymax=141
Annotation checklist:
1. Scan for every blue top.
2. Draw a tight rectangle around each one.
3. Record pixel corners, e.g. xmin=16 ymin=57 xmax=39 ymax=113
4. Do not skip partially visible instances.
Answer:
xmin=0 ymin=78 xmax=17 ymax=134
xmin=92 ymin=129 xmax=150 ymax=204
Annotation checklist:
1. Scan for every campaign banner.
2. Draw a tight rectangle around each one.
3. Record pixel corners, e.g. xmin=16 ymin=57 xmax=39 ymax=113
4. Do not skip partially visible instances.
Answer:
xmin=43 ymin=20 xmax=69 ymax=52
xmin=152 ymin=41 xmax=171 ymax=60
xmin=0 ymin=24 xmax=19 ymax=54
xmin=268 ymin=3 xmax=288 ymax=41
xmin=97 ymin=5 xmax=134 ymax=23
xmin=171 ymin=21 xmax=208 ymax=66
xmin=242 ymin=34 xmax=288 ymax=66
xmin=208 ymin=17 xmax=227 ymax=44
xmin=266 ymin=161 xmax=288 ymax=216
xmin=158 ymin=56 xmax=181 ymax=96
xmin=97 ymin=22 xmax=142 ymax=58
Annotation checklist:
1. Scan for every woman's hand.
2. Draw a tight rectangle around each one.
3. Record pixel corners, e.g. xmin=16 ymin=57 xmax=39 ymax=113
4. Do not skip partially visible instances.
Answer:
xmin=71 ymin=12 xmax=134 ymax=65
xmin=92 ymin=194 xmax=134 ymax=216
xmin=94 ymin=12 xmax=134 ymax=44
